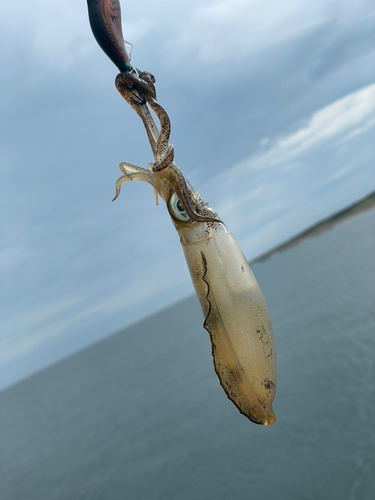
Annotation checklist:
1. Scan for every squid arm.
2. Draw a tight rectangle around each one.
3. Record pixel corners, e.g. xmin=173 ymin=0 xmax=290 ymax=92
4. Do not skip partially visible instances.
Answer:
xmin=87 ymin=0 xmax=277 ymax=425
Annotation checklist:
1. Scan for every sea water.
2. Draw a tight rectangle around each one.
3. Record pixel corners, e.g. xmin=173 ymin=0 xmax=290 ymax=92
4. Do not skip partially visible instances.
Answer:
xmin=0 ymin=209 xmax=374 ymax=500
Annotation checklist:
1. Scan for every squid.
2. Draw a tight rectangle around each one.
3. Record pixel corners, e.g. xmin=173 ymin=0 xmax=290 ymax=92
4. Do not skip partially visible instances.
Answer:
xmin=87 ymin=0 xmax=277 ymax=425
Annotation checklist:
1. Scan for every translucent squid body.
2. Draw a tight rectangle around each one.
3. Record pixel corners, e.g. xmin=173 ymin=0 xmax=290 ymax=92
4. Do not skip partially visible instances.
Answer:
xmin=87 ymin=0 xmax=277 ymax=425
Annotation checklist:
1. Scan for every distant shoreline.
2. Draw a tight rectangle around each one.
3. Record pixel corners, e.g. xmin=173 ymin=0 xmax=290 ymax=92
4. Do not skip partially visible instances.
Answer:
xmin=251 ymin=190 xmax=375 ymax=264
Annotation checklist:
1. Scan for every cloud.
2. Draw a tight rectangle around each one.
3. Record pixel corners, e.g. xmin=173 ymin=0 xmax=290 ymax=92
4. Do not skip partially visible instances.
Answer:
xmin=202 ymin=83 xmax=375 ymax=251
xmin=315 ymin=163 xmax=366 ymax=189
xmin=217 ymin=83 xmax=375 ymax=177
xmin=1 ymin=3 xmax=90 ymax=69
xmin=0 ymin=297 xmax=86 ymax=360
xmin=275 ymin=84 xmax=375 ymax=155
xmin=165 ymin=0 xmax=374 ymax=74
xmin=0 ymin=246 xmax=191 ymax=366
xmin=183 ymin=0 xmax=325 ymax=60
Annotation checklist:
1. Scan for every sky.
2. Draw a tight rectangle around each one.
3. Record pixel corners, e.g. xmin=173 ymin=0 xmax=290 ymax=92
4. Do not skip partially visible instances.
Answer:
xmin=1 ymin=0 xmax=374 ymax=390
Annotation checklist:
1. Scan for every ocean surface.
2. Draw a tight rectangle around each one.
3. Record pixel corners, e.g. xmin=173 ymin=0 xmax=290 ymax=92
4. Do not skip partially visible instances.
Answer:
xmin=1 ymin=208 xmax=374 ymax=500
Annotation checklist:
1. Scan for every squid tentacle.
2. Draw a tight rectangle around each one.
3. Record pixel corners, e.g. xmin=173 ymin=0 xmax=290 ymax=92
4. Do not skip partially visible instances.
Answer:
xmin=152 ymin=144 xmax=175 ymax=171
xmin=112 ymin=162 xmax=154 ymax=201
xmin=147 ymin=98 xmax=172 ymax=166
xmin=119 ymin=161 xmax=149 ymax=175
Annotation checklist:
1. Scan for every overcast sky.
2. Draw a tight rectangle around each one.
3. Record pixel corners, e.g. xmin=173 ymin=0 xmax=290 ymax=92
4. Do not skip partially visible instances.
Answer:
xmin=1 ymin=0 xmax=374 ymax=389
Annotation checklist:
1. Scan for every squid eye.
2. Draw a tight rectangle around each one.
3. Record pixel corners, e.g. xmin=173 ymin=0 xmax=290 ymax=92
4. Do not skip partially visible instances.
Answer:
xmin=168 ymin=192 xmax=190 ymax=222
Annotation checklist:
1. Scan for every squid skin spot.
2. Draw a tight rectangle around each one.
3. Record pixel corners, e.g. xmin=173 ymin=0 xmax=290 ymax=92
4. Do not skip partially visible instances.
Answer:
xmin=257 ymin=326 xmax=269 ymax=345
xmin=262 ymin=378 xmax=275 ymax=392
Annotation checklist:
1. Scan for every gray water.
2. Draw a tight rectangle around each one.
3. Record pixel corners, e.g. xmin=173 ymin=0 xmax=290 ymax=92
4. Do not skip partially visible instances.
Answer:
xmin=1 ymin=209 xmax=374 ymax=500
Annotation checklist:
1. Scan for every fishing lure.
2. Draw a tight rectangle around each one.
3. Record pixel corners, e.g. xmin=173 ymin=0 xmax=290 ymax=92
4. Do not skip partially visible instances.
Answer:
xmin=87 ymin=0 xmax=277 ymax=425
